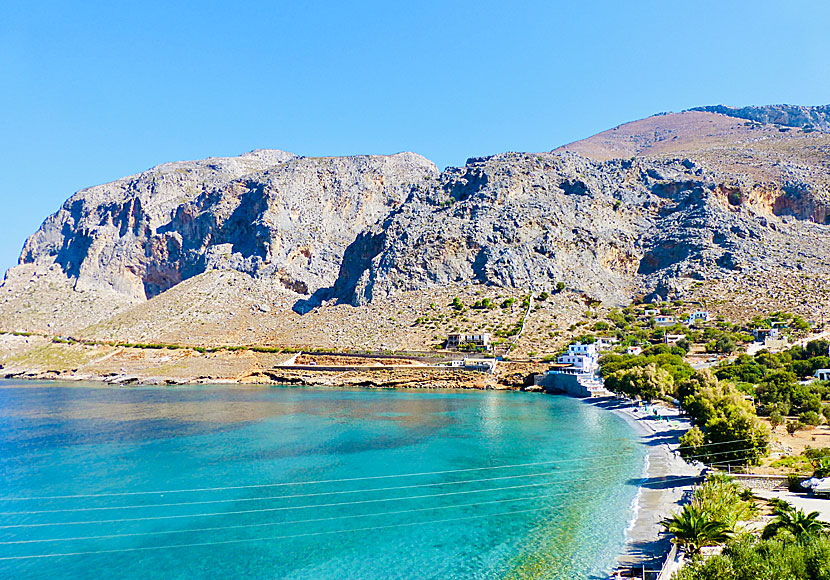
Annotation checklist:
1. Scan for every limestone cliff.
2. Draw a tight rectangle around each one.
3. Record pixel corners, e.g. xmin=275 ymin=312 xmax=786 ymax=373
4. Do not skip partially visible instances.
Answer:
xmin=3 ymin=106 xmax=830 ymax=340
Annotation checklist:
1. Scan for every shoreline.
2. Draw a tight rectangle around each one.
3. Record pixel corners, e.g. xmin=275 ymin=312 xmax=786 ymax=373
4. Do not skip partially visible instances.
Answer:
xmin=585 ymin=397 xmax=704 ymax=575
xmin=0 ymin=374 xmax=698 ymax=575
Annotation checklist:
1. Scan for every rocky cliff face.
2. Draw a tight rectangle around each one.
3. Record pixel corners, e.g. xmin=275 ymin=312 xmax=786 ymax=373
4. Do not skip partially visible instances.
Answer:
xmin=331 ymin=152 xmax=830 ymax=307
xmin=4 ymin=106 xmax=830 ymax=337
xmin=18 ymin=151 xmax=436 ymax=302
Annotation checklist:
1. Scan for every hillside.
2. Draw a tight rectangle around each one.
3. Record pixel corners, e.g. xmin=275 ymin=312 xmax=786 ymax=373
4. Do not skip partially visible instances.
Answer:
xmin=2 ymin=105 xmax=830 ymax=357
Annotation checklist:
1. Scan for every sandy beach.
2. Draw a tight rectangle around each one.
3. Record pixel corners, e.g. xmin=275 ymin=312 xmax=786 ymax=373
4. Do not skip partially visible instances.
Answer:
xmin=584 ymin=397 xmax=704 ymax=575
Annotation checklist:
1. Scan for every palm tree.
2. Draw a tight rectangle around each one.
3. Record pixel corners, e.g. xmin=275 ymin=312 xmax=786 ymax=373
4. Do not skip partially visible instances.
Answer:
xmin=661 ymin=505 xmax=733 ymax=555
xmin=762 ymin=504 xmax=828 ymax=540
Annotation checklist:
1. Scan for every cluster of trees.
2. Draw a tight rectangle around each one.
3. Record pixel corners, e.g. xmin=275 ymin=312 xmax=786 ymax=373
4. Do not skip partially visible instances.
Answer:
xmin=677 ymin=371 xmax=770 ymax=465
xmin=599 ymin=307 xmax=812 ymax=358
xmin=600 ymin=347 xmax=768 ymax=465
xmin=663 ymin=475 xmax=830 ymax=579
xmin=676 ymin=533 xmax=830 ymax=579
xmin=676 ymin=499 xmax=830 ymax=580
xmin=716 ymin=340 xmax=830 ymax=418
xmin=602 ymin=344 xmax=694 ymax=392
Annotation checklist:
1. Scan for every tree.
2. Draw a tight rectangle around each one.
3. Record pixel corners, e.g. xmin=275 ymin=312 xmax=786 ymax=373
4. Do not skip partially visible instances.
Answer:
xmin=605 ymin=363 xmax=674 ymax=402
xmin=769 ymin=410 xmax=784 ymax=429
xmin=555 ymin=281 xmax=565 ymax=292
xmin=661 ymin=504 xmax=733 ymax=555
xmin=762 ymin=504 xmax=828 ymax=540
xmin=677 ymin=371 xmax=770 ymax=465
xmin=799 ymin=411 xmax=822 ymax=426
xmin=676 ymin=337 xmax=692 ymax=353
xmin=786 ymin=420 xmax=804 ymax=436
xmin=714 ymin=336 xmax=736 ymax=354
xmin=691 ymin=473 xmax=756 ymax=527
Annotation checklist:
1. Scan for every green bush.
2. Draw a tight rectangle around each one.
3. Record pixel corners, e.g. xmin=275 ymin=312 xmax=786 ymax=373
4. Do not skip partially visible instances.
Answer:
xmin=800 ymin=410 xmax=822 ymax=426
xmin=675 ymin=534 xmax=830 ymax=580
xmin=786 ymin=420 xmax=805 ymax=435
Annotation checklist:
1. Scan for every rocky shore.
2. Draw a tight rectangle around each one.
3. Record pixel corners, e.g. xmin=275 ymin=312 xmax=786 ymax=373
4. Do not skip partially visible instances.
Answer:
xmin=0 ymin=334 xmax=543 ymax=389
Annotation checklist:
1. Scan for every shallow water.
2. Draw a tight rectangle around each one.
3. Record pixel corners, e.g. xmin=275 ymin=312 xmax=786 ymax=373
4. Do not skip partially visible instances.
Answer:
xmin=0 ymin=381 xmax=645 ymax=579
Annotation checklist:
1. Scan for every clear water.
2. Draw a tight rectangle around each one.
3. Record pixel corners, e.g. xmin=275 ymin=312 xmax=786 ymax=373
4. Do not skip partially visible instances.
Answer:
xmin=0 ymin=381 xmax=645 ymax=580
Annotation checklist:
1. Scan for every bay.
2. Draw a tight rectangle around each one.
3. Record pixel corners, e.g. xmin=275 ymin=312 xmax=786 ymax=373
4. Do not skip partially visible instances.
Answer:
xmin=0 ymin=381 xmax=645 ymax=580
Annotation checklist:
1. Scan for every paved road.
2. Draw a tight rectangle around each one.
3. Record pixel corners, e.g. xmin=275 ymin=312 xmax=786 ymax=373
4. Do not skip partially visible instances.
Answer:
xmin=754 ymin=489 xmax=830 ymax=523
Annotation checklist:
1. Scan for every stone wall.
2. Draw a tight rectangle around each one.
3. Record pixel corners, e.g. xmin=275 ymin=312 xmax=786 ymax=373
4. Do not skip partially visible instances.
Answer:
xmin=729 ymin=473 xmax=789 ymax=491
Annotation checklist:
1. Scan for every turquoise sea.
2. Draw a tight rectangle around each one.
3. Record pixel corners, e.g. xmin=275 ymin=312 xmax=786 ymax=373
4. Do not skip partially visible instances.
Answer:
xmin=0 ymin=381 xmax=645 ymax=580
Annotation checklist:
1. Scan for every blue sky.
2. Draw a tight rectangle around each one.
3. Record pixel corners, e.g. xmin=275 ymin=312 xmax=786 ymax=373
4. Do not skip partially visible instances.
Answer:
xmin=1 ymin=0 xmax=828 ymax=275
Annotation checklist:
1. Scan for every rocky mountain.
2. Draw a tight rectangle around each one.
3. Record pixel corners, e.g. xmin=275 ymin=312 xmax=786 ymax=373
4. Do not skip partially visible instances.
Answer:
xmin=689 ymin=104 xmax=830 ymax=132
xmin=3 ymin=105 xmax=830 ymax=344
xmin=18 ymin=150 xmax=435 ymax=302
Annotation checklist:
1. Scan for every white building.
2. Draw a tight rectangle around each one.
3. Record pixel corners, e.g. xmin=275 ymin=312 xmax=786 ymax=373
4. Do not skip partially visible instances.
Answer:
xmin=446 ymin=333 xmax=491 ymax=349
xmin=445 ymin=358 xmax=496 ymax=373
xmin=654 ymin=315 xmax=676 ymax=327
xmin=463 ymin=358 xmax=497 ymax=373
xmin=665 ymin=334 xmax=686 ymax=345
xmin=627 ymin=346 xmax=643 ymax=356
xmin=686 ymin=311 xmax=710 ymax=326
xmin=753 ymin=327 xmax=779 ymax=342
xmin=595 ymin=336 xmax=619 ymax=351
xmin=555 ymin=343 xmax=600 ymax=374
xmin=816 ymin=369 xmax=830 ymax=382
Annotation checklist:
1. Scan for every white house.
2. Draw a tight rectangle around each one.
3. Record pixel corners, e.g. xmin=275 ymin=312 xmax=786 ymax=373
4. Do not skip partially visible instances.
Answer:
xmin=446 ymin=358 xmax=496 ymax=373
xmin=463 ymin=358 xmax=497 ymax=373
xmin=644 ymin=309 xmax=659 ymax=317
xmin=627 ymin=346 xmax=643 ymax=356
xmin=654 ymin=315 xmax=676 ymax=327
xmin=816 ymin=369 xmax=830 ymax=382
xmin=555 ymin=343 xmax=600 ymax=374
xmin=753 ymin=327 xmax=779 ymax=342
xmin=686 ymin=311 xmax=710 ymax=326
xmin=665 ymin=334 xmax=686 ymax=345
xmin=446 ymin=333 xmax=491 ymax=349
xmin=595 ymin=337 xmax=619 ymax=351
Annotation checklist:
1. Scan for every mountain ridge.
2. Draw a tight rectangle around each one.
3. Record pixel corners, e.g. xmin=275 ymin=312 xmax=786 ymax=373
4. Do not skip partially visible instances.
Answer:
xmin=2 ymin=105 xmax=830 ymax=352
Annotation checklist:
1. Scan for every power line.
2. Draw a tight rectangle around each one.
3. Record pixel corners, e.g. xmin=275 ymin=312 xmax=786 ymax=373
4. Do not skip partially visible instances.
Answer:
xmin=0 ymin=461 xmax=634 ymax=516
xmin=0 ymin=446 xmax=754 ymax=526
xmin=1 ymin=473 xmax=688 ymax=546
xmin=0 ymin=475 xmax=700 ymax=565
xmin=0 ymin=479 xmax=607 ymax=530
xmin=0 ymin=454 xmax=638 ymax=502
xmin=0 ymin=505 xmax=553 ymax=560
xmin=0 ymin=435 xmax=760 ymax=503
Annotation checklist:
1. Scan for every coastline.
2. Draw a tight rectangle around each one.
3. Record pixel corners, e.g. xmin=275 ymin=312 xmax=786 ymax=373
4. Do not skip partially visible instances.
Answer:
xmin=584 ymin=397 xmax=704 ymax=574
xmin=0 ymin=371 xmax=699 ymax=575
